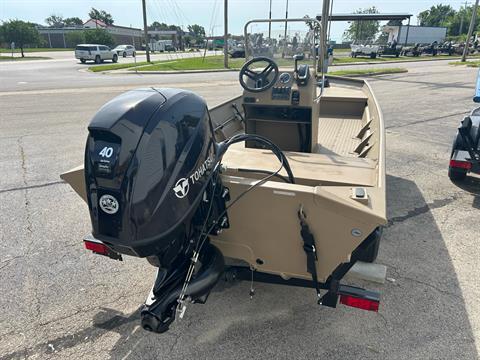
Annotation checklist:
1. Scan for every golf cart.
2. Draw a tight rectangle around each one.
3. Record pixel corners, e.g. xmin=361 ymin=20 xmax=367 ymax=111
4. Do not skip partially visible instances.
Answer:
xmin=448 ymin=69 xmax=480 ymax=181
xmin=378 ymin=42 xmax=402 ymax=57
xmin=61 ymin=14 xmax=386 ymax=334
xmin=350 ymin=40 xmax=379 ymax=59
xmin=421 ymin=41 xmax=438 ymax=56
xmin=229 ymin=41 xmax=246 ymax=58
xmin=438 ymin=41 xmax=454 ymax=56
xmin=402 ymin=43 xmax=422 ymax=57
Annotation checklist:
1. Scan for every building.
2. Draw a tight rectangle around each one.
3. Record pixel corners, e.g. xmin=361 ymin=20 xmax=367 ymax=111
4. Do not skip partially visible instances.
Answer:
xmin=42 ymin=19 xmax=144 ymax=48
xmin=383 ymin=25 xmax=447 ymax=45
xmin=37 ymin=19 xmax=183 ymax=49
xmin=38 ymin=19 xmax=144 ymax=48
xmin=83 ymin=19 xmax=143 ymax=47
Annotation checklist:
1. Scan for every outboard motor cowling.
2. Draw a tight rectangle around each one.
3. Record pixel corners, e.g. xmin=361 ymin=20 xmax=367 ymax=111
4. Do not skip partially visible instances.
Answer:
xmin=85 ymin=87 xmax=232 ymax=333
xmin=85 ymin=88 xmax=220 ymax=261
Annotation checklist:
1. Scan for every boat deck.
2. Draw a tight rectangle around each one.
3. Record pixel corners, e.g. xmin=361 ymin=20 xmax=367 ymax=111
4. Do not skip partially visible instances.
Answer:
xmin=222 ymin=144 xmax=376 ymax=187
xmin=316 ymin=83 xmax=370 ymax=157
xmin=317 ymin=116 xmax=363 ymax=157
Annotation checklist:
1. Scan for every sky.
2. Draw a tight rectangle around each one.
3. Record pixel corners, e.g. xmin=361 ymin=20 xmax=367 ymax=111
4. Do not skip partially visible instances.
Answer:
xmin=0 ymin=0 xmax=472 ymax=41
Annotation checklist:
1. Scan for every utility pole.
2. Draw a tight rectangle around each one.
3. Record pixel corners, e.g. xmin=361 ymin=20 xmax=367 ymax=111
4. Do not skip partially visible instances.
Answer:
xmin=462 ymin=0 xmax=479 ymax=62
xmin=283 ymin=0 xmax=289 ymax=57
xmin=268 ymin=0 xmax=272 ymax=39
xmin=224 ymin=0 xmax=228 ymax=68
xmin=142 ymin=0 xmax=151 ymax=62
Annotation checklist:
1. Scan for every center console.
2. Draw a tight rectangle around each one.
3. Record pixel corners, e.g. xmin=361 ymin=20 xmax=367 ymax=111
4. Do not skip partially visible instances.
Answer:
xmin=242 ymin=70 xmax=317 ymax=153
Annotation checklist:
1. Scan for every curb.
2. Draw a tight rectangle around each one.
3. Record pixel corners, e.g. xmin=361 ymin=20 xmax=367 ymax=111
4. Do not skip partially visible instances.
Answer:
xmin=114 ymin=68 xmax=240 ymax=75
xmin=330 ymin=56 xmax=477 ymax=67
xmin=337 ymin=69 xmax=409 ymax=77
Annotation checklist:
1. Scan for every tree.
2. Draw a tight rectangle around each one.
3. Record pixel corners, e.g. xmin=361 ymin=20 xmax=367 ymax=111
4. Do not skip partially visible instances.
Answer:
xmin=88 ymin=8 xmax=114 ymax=25
xmin=84 ymin=28 xmax=114 ymax=47
xmin=183 ymin=34 xmax=193 ymax=47
xmin=45 ymin=14 xmax=64 ymax=27
xmin=149 ymin=21 xmax=169 ymax=30
xmin=64 ymin=17 xmax=83 ymax=26
xmin=65 ymin=31 xmax=85 ymax=47
xmin=2 ymin=20 xmax=41 ymax=57
xmin=88 ymin=8 xmax=101 ymax=22
xmin=447 ymin=5 xmax=480 ymax=36
xmin=187 ymin=24 xmax=206 ymax=44
xmin=418 ymin=4 xmax=455 ymax=27
xmin=343 ymin=7 xmax=380 ymax=42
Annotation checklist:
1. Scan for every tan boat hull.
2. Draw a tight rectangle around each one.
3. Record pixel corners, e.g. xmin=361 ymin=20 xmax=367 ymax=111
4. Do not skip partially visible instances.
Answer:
xmin=61 ymin=76 xmax=386 ymax=282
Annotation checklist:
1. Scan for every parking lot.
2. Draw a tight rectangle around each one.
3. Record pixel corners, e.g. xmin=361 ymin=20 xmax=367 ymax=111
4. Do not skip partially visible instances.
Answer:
xmin=0 ymin=58 xmax=479 ymax=359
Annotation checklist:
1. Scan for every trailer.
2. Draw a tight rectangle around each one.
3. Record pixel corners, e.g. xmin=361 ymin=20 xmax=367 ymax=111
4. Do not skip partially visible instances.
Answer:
xmin=150 ymin=40 xmax=175 ymax=52
xmin=449 ymin=69 xmax=480 ymax=180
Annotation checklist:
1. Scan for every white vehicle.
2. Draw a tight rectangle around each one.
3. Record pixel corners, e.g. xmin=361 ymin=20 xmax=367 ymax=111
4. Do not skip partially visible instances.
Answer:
xmin=350 ymin=41 xmax=379 ymax=59
xmin=113 ymin=45 xmax=136 ymax=58
xmin=75 ymin=44 xmax=118 ymax=64
xmin=228 ymin=41 xmax=245 ymax=58
xmin=150 ymin=40 xmax=175 ymax=52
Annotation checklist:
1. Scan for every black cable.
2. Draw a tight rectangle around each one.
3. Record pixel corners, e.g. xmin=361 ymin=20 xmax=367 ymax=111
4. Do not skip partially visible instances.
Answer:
xmin=196 ymin=170 xmax=219 ymax=241
xmin=237 ymin=168 xmax=289 ymax=183
xmin=182 ymin=134 xmax=294 ymax=298
xmin=217 ymin=134 xmax=295 ymax=184
xmin=195 ymin=158 xmax=284 ymax=254
xmin=232 ymin=103 xmax=245 ymax=123
xmin=189 ymin=133 xmax=295 ymax=260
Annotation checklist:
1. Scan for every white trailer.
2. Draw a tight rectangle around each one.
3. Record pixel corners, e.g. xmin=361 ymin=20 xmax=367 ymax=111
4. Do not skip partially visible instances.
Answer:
xmin=150 ymin=40 xmax=175 ymax=52
xmin=383 ymin=25 xmax=447 ymax=45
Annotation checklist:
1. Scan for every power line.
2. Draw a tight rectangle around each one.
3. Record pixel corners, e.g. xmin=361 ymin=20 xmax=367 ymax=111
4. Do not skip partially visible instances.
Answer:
xmin=152 ymin=0 xmax=167 ymax=24
xmin=208 ymin=0 xmax=219 ymax=36
xmin=172 ymin=0 xmax=192 ymax=27
xmin=166 ymin=0 xmax=183 ymax=28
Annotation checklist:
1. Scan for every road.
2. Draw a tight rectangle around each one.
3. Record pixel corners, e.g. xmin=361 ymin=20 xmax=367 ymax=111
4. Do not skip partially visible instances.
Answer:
xmin=0 ymin=58 xmax=479 ymax=359
xmin=0 ymin=50 xmax=224 ymax=92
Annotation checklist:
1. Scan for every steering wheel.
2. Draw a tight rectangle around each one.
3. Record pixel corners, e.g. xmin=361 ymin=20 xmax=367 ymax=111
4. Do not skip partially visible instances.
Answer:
xmin=239 ymin=57 xmax=279 ymax=93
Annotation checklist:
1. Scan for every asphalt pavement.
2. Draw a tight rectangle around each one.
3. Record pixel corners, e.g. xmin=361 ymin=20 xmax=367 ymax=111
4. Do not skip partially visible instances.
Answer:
xmin=0 ymin=57 xmax=479 ymax=359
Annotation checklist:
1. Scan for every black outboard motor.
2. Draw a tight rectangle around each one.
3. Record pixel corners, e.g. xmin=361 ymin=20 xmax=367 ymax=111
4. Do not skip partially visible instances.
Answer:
xmin=84 ymin=88 xmax=229 ymax=333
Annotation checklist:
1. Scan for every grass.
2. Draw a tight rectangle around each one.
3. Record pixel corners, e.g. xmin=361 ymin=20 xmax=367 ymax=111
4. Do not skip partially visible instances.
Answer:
xmin=0 ymin=48 xmax=73 ymax=53
xmin=0 ymin=55 xmax=50 ymax=61
xmin=332 ymin=53 xmax=478 ymax=65
xmin=88 ymin=55 xmax=242 ymax=72
xmin=329 ymin=68 xmax=408 ymax=77
xmin=333 ymin=56 xmax=394 ymax=64
xmin=88 ymin=52 xmax=458 ymax=73
xmin=133 ymin=56 xmax=325 ymax=72
xmin=137 ymin=56 xmax=410 ymax=73
xmin=88 ymin=61 xmax=151 ymax=72
xmin=136 ymin=56 xmax=245 ymax=71
xmin=449 ymin=60 xmax=480 ymax=67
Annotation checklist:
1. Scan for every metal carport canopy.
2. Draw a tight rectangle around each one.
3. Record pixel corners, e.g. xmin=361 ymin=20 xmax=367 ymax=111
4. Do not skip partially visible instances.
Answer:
xmin=315 ymin=13 xmax=412 ymax=22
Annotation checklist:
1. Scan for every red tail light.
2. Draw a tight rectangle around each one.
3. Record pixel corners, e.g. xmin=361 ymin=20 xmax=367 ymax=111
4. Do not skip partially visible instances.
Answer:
xmin=340 ymin=294 xmax=379 ymax=312
xmin=84 ymin=240 xmax=109 ymax=255
xmin=450 ymin=159 xmax=472 ymax=170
